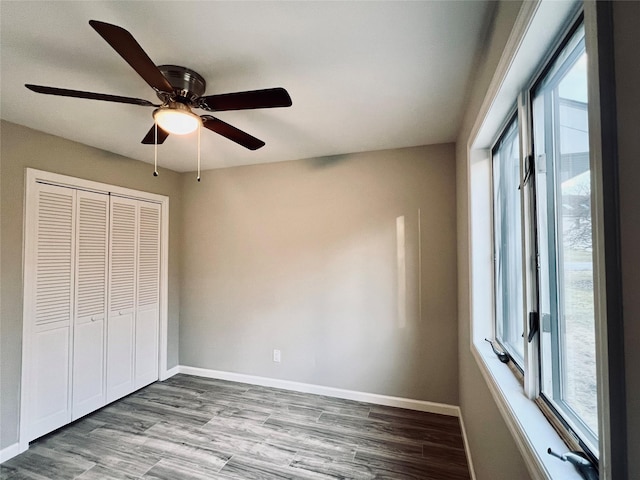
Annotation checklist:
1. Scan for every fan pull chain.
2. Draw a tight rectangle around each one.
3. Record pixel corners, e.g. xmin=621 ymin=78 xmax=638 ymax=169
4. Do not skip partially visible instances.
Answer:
xmin=153 ymin=122 xmax=159 ymax=177
xmin=197 ymin=121 xmax=201 ymax=182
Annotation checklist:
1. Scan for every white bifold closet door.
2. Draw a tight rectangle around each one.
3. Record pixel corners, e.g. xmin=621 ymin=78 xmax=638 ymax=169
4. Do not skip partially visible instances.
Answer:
xmin=72 ymin=190 xmax=109 ymax=419
xmin=25 ymin=180 xmax=162 ymax=442
xmin=27 ymin=183 xmax=76 ymax=440
xmin=106 ymin=197 xmax=160 ymax=402
xmin=106 ymin=197 xmax=137 ymax=402
xmin=135 ymin=202 xmax=161 ymax=389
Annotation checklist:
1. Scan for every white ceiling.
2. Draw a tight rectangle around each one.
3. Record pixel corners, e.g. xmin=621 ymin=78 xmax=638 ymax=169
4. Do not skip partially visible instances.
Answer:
xmin=1 ymin=1 xmax=492 ymax=172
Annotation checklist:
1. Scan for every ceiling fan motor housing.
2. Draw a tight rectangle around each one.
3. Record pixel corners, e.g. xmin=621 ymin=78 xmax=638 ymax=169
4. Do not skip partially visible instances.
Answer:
xmin=157 ymin=65 xmax=206 ymax=103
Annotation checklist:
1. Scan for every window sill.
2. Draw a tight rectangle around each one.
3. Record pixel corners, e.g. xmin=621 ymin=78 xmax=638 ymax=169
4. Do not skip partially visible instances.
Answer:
xmin=472 ymin=340 xmax=584 ymax=480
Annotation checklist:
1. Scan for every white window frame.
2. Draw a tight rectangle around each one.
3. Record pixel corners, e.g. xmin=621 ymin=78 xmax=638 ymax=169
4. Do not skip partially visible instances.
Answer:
xmin=465 ymin=1 xmax=620 ymax=478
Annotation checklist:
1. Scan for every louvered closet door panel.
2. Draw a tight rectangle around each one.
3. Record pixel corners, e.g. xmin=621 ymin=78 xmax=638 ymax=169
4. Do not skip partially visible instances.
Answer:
xmin=72 ymin=191 xmax=109 ymax=419
xmin=135 ymin=202 xmax=161 ymax=389
xmin=107 ymin=197 xmax=137 ymax=402
xmin=29 ymin=183 xmax=76 ymax=440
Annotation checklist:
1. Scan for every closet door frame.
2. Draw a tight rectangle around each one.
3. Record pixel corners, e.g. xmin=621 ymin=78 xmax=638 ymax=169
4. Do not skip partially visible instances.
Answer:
xmin=20 ymin=168 xmax=170 ymax=452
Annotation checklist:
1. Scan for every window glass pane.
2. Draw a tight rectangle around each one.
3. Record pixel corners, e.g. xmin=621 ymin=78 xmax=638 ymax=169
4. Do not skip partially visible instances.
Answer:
xmin=492 ymin=118 xmax=524 ymax=365
xmin=533 ymin=24 xmax=598 ymax=452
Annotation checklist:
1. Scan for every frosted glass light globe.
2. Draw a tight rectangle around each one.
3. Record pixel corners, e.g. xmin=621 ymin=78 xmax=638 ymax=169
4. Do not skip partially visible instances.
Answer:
xmin=153 ymin=106 xmax=201 ymax=135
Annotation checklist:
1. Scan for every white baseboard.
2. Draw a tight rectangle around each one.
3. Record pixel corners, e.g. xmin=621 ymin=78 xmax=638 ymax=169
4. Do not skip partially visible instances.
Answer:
xmin=160 ymin=365 xmax=180 ymax=381
xmin=0 ymin=442 xmax=24 ymax=464
xmin=178 ymin=365 xmax=460 ymax=417
xmin=458 ymin=411 xmax=477 ymax=480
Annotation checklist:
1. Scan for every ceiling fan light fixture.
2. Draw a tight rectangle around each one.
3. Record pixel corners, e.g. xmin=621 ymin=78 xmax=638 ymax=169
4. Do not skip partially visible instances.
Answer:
xmin=26 ymin=21 xmax=291 ymax=151
xmin=153 ymin=104 xmax=201 ymax=135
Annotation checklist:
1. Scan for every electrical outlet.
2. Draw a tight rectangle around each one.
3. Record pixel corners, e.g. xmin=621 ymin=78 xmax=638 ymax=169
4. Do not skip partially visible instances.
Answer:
xmin=273 ymin=349 xmax=281 ymax=363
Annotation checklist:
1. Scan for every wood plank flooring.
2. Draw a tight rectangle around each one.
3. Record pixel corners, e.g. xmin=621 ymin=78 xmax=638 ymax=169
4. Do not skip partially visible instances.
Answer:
xmin=1 ymin=374 xmax=471 ymax=479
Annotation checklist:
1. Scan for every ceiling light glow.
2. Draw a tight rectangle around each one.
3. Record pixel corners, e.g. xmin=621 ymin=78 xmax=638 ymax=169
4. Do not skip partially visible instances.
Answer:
xmin=153 ymin=106 xmax=201 ymax=135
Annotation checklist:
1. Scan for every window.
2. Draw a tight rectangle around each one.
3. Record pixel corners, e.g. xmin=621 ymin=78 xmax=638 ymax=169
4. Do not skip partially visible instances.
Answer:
xmin=492 ymin=116 xmax=525 ymax=367
xmin=532 ymin=23 xmax=598 ymax=454
xmin=491 ymin=20 xmax=598 ymax=461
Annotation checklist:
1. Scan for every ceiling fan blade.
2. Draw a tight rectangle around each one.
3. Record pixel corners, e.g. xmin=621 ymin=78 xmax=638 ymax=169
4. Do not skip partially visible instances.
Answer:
xmin=25 ymin=84 xmax=158 ymax=106
xmin=141 ymin=124 xmax=170 ymax=144
xmin=89 ymin=20 xmax=173 ymax=93
xmin=199 ymin=87 xmax=292 ymax=112
xmin=201 ymin=115 xmax=265 ymax=150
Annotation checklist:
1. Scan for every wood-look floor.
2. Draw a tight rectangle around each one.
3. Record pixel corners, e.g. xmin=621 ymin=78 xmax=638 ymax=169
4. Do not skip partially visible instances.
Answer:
xmin=1 ymin=374 xmax=471 ymax=479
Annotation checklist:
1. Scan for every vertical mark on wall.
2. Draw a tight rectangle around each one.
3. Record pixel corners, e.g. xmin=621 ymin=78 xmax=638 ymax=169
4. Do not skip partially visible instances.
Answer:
xmin=418 ymin=208 xmax=422 ymax=323
xmin=396 ymin=216 xmax=406 ymax=328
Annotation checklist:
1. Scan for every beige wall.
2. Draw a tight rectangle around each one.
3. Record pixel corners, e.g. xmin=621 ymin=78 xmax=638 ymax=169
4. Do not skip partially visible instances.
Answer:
xmin=179 ymin=144 xmax=459 ymax=403
xmin=613 ymin=1 xmax=640 ymax=475
xmin=0 ymin=121 xmax=182 ymax=449
xmin=456 ymin=1 xmax=532 ymax=479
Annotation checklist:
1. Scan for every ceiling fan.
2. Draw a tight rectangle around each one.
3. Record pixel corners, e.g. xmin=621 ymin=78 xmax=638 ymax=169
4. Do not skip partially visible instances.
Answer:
xmin=25 ymin=20 xmax=292 ymax=151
